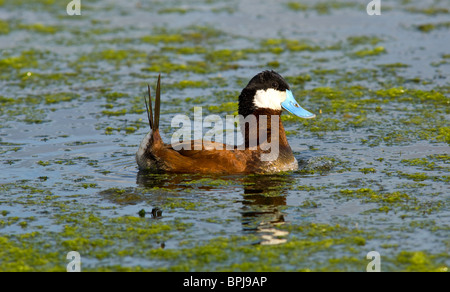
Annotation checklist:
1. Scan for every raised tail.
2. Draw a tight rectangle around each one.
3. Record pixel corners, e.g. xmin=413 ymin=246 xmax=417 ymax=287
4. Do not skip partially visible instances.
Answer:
xmin=136 ymin=74 xmax=164 ymax=170
xmin=144 ymin=74 xmax=163 ymax=143
xmin=144 ymin=74 xmax=161 ymax=132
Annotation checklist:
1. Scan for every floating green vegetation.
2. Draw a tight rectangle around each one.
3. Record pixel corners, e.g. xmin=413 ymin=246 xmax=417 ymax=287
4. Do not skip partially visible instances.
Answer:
xmin=103 ymin=119 xmax=143 ymax=135
xmin=77 ymin=49 xmax=148 ymax=66
xmin=339 ymin=186 xmax=447 ymax=215
xmin=339 ymin=188 xmax=411 ymax=212
xmin=415 ymin=22 xmax=450 ymax=33
xmin=169 ymin=80 xmax=209 ymax=90
xmin=0 ymin=234 xmax=61 ymax=272
xmin=142 ymin=55 xmax=209 ymax=74
xmin=101 ymin=109 xmax=127 ymax=116
xmin=375 ymin=87 xmax=448 ymax=107
xmin=347 ymin=35 xmax=383 ymax=46
xmin=206 ymin=101 xmax=238 ymax=114
xmin=183 ymin=178 xmax=233 ymax=187
xmin=0 ymin=96 xmax=15 ymax=104
xmin=352 ymin=46 xmax=386 ymax=58
xmin=163 ymin=46 xmax=207 ymax=55
xmin=0 ymin=19 xmax=9 ymax=34
xmin=406 ymin=7 xmax=449 ymax=15
xmin=401 ymin=155 xmax=450 ymax=171
xmin=261 ymin=38 xmax=325 ymax=53
xmin=286 ymin=1 xmax=361 ymax=14
xmin=44 ymin=92 xmax=79 ymax=104
xmin=140 ymin=34 xmax=185 ymax=44
xmin=0 ymin=92 xmax=79 ymax=107
xmin=377 ymin=63 xmax=410 ymax=69
xmin=1 ymin=0 xmax=67 ymax=10
xmin=397 ymin=171 xmax=449 ymax=183
xmin=286 ymin=2 xmax=308 ymax=11
xmin=0 ymin=50 xmax=39 ymax=71
xmin=436 ymin=127 xmax=450 ymax=144
xmin=395 ymin=251 xmax=448 ymax=272
xmin=158 ymin=7 xmax=194 ymax=14
xmin=0 ymin=142 xmax=22 ymax=154
xmin=18 ymin=23 xmax=57 ymax=34
xmin=204 ymin=49 xmax=247 ymax=63
xmin=286 ymin=74 xmax=312 ymax=85
xmin=140 ymin=25 xmax=225 ymax=46
xmin=36 ymin=160 xmax=50 ymax=167
xmin=359 ymin=168 xmax=376 ymax=174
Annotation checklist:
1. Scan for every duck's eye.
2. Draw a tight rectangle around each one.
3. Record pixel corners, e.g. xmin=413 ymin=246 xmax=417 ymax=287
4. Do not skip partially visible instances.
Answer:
xmin=272 ymin=82 xmax=278 ymax=89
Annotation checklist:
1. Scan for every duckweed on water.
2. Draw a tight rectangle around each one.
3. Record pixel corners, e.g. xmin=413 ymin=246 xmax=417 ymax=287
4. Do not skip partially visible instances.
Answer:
xmin=1 ymin=0 xmax=449 ymax=272
xmin=406 ymin=6 xmax=449 ymax=15
xmin=351 ymin=46 xmax=386 ymax=58
xmin=286 ymin=1 xmax=362 ymax=15
xmin=347 ymin=35 xmax=383 ymax=46
xmin=0 ymin=19 xmax=9 ymax=34
xmin=415 ymin=22 xmax=450 ymax=33
xmin=0 ymin=51 xmax=39 ymax=70
xmin=17 ymin=23 xmax=58 ymax=34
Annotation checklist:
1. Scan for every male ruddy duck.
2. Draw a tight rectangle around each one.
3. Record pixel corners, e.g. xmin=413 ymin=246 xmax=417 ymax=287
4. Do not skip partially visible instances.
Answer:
xmin=136 ymin=70 xmax=315 ymax=174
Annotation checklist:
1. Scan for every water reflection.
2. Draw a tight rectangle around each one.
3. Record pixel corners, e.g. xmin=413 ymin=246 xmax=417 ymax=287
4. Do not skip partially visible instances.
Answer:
xmin=241 ymin=174 xmax=292 ymax=245
xmin=129 ymin=171 xmax=292 ymax=245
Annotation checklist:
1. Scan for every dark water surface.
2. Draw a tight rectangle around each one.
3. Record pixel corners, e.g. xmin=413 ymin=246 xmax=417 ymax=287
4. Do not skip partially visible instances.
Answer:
xmin=0 ymin=0 xmax=449 ymax=271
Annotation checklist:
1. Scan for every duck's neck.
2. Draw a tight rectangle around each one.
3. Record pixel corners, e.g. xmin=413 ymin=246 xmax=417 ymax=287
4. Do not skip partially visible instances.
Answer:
xmin=240 ymin=109 xmax=290 ymax=151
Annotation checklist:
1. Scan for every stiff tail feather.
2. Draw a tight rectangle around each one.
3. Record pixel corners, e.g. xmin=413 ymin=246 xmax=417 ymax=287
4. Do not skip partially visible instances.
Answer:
xmin=144 ymin=74 xmax=162 ymax=143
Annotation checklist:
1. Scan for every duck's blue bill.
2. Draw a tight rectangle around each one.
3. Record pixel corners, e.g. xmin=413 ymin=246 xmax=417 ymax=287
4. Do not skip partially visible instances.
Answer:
xmin=281 ymin=90 xmax=316 ymax=119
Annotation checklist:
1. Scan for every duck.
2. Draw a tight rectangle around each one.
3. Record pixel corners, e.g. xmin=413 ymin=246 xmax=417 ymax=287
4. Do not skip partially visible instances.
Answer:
xmin=136 ymin=70 xmax=315 ymax=174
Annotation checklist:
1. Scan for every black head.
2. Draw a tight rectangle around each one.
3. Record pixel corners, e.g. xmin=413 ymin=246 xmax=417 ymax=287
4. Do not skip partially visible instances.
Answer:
xmin=238 ymin=70 xmax=291 ymax=117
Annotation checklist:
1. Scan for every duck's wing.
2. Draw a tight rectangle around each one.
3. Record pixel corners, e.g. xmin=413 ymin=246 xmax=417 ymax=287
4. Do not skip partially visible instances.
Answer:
xmin=166 ymin=140 xmax=236 ymax=157
xmin=157 ymin=140 xmax=247 ymax=173
xmin=139 ymin=75 xmax=247 ymax=174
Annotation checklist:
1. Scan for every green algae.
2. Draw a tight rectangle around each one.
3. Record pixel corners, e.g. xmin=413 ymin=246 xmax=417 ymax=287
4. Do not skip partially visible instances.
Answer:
xmin=395 ymin=251 xmax=448 ymax=272
xmin=401 ymin=155 xmax=450 ymax=171
xmin=261 ymin=38 xmax=336 ymax=53
xmin=352 ymin=46 xmax=386 ymax=58
xmin=286 ymin=1 xmax=361 ymax=15
xmin=0 ymin=50 xmax=39 ymax=70
xmin=0 ymin=0 xmax=449 ymax=273
xmin=169 ymin=80 xmax=209 ymax=89
xmin=406 ymin=7 xmax=449 ymax=15
xmin=17 ymin=23 xmax=58 ymax=34
xmin=0 ymin=19 xmax=9 ymax=34
xmin=158 ymin=7 xmax=194 ymax=14
xmin=0 ymin=171 xmax=448 ymax=271
xmin=286 ymin=2 xmax=308 ymax=11
xmin=0 ymin=235 xmax=62 ymax=272
xmin=347 ymin=35 xmax=383 ymax=46
xmin=142 ymin=57 xmax=208 ymax=74
xmin=415 ymin=21 xmax=450 ymax=33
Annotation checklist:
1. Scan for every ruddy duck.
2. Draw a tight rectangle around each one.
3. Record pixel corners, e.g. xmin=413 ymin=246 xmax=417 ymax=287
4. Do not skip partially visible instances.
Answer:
xmin=136 ymin=70 xmax=315 ymax=174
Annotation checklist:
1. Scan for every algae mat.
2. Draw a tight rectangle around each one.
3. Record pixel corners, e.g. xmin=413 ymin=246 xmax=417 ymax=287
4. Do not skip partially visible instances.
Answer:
xmin=0 ymin=0 xmax=449 ymax=271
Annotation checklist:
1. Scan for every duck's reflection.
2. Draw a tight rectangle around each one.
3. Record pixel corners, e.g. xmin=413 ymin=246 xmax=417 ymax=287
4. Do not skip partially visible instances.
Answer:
xmin=132 ymin=171 xmax=291 ymax=245
xmin=241 ymin=174 xmax=291 ymax=245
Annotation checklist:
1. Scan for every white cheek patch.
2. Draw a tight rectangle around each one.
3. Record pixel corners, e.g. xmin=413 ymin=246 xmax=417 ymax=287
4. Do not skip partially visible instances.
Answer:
xmin=253 ymin=89 xmax=287 ymax=110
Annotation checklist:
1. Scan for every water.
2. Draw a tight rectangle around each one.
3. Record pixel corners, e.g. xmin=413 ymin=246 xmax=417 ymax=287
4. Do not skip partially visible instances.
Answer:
xmin=0 ymin=0 xmax=449 ymax=271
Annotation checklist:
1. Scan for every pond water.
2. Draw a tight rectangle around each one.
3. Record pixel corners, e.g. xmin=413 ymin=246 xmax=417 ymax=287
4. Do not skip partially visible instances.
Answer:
xmin=0 ymin=0 xmax=449 ymax=271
